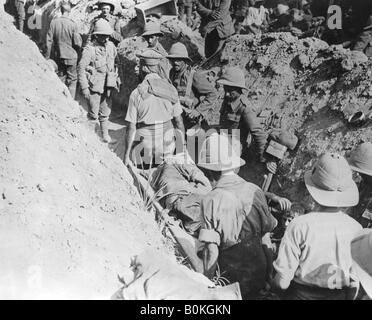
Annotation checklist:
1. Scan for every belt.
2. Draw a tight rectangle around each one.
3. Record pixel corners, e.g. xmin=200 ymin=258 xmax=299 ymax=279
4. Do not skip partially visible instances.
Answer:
xmin=136 ymin=120 xmax=172 ymax=130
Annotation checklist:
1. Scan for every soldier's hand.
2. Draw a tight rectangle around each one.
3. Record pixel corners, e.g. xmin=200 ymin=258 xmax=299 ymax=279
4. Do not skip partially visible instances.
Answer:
xmin=82 ymin=88 xmax=90 ymax=100
xmin=266 ymin=161 xmax=278 ymax=174
xmin=210 ymin=10 xmax=221 ymax=20
xmin=188 ymin=109 xmax=201 ymax=119
xmin=272 ymin=196 xmax=292 ymax=212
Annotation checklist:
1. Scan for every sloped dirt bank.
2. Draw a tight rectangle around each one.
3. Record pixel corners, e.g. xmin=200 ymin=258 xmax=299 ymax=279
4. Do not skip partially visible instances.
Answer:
xmin=0 ymin=13 xmax=174 ymax=299
xmin=210 ymin=33 xmax=372 ymax=207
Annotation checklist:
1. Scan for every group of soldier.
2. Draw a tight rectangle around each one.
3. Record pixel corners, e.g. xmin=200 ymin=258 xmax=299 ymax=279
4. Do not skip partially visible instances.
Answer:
xmin=20 ymin=0 xmax=372 ymax=300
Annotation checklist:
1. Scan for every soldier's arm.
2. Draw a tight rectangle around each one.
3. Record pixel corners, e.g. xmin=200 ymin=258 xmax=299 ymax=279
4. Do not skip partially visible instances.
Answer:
xmin=192 ymin=72 xmax=219 ymax=119
xmin=77 ymin=47 xmax=92 ymax=91
xmin=196 ymin=1 xmax=213 ymax=18
xmin=45 ymin=20 xmax=55 ymax=59
xmin=241 ymin=108 xmax=267 ymax=161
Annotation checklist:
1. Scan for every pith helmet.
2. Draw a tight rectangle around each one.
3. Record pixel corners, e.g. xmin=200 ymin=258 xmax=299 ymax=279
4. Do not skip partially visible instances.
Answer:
xmin=304 ymin=153 xmax=359 ymax=208
xmin=198 ymin=133 xmax=245 ymax=172
xmin=348 ymin=142 xmax=372 ymax=177
xmin=98 ymin=0 xmax=116 ymax=11
xmin=92 ymin=18 xmax=113 ymax=35
xmin=167 ymin=42 xmax=192 ymax=62
xmin=142 ymin=21 xmax=164 ymax=37
xmin=136 ymin=49 xmax=164 ymax=66
xmin=217 ymin=66 xmax=247 ymax=90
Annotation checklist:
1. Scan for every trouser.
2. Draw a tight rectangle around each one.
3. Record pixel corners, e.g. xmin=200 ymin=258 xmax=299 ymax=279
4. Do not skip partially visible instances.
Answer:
xmin=283 ymin=282 xmax=354 ymax=300
xmin=56 ymin=58 xmax=78 ymax=99
xmin=219 ymin=237 xmax=267 ymax=300
xmin=205 ymin=29 xmax=226 ymax=58
xmin=87 ymin=90 xmax=112 ymax=122
xmin=131 ymin=121 xmax=176 ymax=167
xmin=14 ymin=0 xmax=25 ymax=32
xmin=168 ymin=193 xmax=204 ymax=237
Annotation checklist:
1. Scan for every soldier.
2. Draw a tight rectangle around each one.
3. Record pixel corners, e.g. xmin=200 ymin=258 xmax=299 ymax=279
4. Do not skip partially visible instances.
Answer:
xmin=89 ymin=0 xmax=122 ymax=46
xmin=197 ymin=133 xmax=278 ymax=299
xmin=273 ymin=153 xmax=362 ymax=300
xmin=78 ymin=19 xmax=119 ymax=143
xmin=123 ymin=49 xmax=185 ymax=167
xmin=46 ymin=1 xmax=82 ymax=98
xmin=14 ymin=0 xmax=25 ymax=32
xmin=217 ymin=66 xmax=268 ymax=165
xmin=196 ymin=0 xmax=235 ymax=58
xmin=349 ymin=142 xmax=372 ymax=228
xmin=167 ymin=42 xmax=218 ymax=130
xmin=141 ymin=20 xmax=171 ymax=79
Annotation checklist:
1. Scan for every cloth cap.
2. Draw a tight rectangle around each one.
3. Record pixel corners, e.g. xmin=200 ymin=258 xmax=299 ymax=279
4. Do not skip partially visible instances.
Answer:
xmin=198 ymin=133 xmax=245 ymax=171
xmin=92 ymin=18 xmax=113 ymax=35
xmin=142 ymin=21 xmax=164 ymax=37
xmin=136 ymin=49 xmax=164 ymax=66
xmin=217 ymin=66 xmax=247 ymax=90
xmin=167 ymin=42 xmax=192 ymax=61
xmin=304 ymin=153 xmax=359 ymax=207
xmin=351 ymin=229 xmax=372 ymax=299
xmin=348 ymin=142 xmax=372 ymax=177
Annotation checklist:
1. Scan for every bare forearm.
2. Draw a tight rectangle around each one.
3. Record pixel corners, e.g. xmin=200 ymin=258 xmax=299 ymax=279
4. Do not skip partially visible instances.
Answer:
xmin=124 ymin=124 xmax=136 ymax=162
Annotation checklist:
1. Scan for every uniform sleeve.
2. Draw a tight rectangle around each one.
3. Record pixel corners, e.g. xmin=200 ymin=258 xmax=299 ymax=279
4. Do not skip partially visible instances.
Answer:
xmin=192 ymin=72 xmax=218 ymax=119
xmin=77 ymin=46 xmax=92 ymax=91
xmin=241 ymin=107 xmax=267 ymax=158
xmin=46 ymin=20 xmax=55 ymax=59
xmin=252 ymin=189 xmax=278 ymax=234
xmin=125 ymin=91 xmax=139 ymax=124
xmin=199 ymin=195 xmax=222 ymax=246
xmin=273 ymin=220 xmax=303 ymax=285
xmin=73 ymin=22 xmax=82 ymax=49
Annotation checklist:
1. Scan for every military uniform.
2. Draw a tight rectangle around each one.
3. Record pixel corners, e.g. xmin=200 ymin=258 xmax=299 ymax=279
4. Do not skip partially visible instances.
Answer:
xmin=125 ymin=73 xmax=183 ymax=165
xmin=14 ymin=0 xmax=25 ymax=32
xmin=197 ymin=0 xmax=235 ymax=58
xmin=151 ymin=160 xmax=211 ymax=236
xmin=219 ymin=95 xmax=267 ymax=160
xmin=352 ymin=184 xmax=372 ymax=228
xmin=89 ymin=14 xmax=122 ymax=46
xmin=46 ymin=15 xmax=82 ymax=98
xmin=170 ymin=65 xmax=218 ymax=127
xmin=78 ymin=39 xmax=118 ymax=122
xmin=199 ymin=174 xmax=277 ymax=299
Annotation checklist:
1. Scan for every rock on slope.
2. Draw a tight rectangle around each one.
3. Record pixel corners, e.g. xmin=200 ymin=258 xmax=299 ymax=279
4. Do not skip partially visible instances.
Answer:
xmin=0 ymin=14 xmax=172 ymax=299
xmin=210 ymin=33 xmax=372 ymax=206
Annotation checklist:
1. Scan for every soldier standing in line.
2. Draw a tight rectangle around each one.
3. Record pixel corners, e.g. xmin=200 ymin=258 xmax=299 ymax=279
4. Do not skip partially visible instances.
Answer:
xmin=46 ymin=1 xmax=82 ymax=99
xmin=78 ymin=19 xmax=119 ymax=143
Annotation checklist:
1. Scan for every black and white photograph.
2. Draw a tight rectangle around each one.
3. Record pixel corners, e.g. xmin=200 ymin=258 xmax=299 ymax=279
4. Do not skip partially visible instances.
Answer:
xmin=0 ymin=0 xmax=371 ymax=304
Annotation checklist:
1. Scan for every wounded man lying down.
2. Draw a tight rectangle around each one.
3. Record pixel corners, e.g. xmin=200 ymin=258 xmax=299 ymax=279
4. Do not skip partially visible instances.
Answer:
xmin=150 ymin=153 xmax=212 ymax=237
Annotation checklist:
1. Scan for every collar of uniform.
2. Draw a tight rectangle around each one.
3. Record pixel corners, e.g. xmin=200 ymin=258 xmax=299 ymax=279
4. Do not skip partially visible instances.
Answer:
xmin=214 ymin=174 xmax=244 ymax=190
xmin=144 ymin=73 xmax=161 ymax=81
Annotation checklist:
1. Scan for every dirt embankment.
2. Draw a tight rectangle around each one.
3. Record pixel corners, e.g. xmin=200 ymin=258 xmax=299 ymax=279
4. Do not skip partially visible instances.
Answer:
xmin=210 ymin=33 xmax=372 ymax=206
xmin=0 ymin=13 xmax=174 ymax=299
